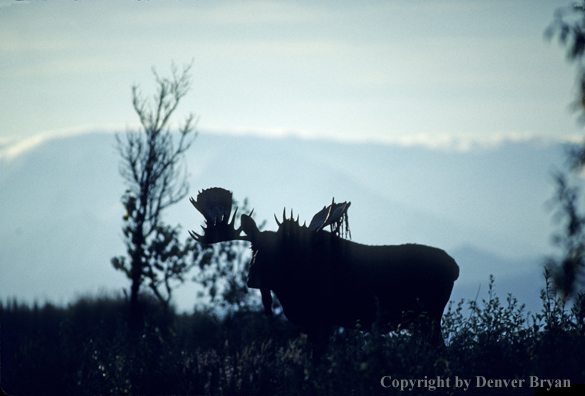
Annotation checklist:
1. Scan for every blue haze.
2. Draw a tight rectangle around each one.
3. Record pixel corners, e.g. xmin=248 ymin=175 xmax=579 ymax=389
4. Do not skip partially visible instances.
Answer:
xmin=0 ymin=131 xmax=568 ymax=314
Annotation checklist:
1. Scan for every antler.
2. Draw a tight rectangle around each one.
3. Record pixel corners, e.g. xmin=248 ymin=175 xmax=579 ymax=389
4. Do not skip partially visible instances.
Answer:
xmin=189 ymin=187 xmax=250 ymax=244
xmin=273 ymin=198 xmax=350 ymax=235
xmin=308 ymin=198 xmax=351 ymax=236
xmin=274 ymin=207 xmax=301 ymax=227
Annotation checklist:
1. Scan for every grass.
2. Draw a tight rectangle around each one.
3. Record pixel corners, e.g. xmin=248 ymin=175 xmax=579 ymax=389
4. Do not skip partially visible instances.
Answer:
xmin=1 ymin=274 xmax=584 ymax=395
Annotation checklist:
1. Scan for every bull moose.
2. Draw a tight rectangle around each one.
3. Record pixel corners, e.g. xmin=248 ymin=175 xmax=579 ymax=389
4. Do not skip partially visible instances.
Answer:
xmin=189 ymin=187 xmax=459 ymax=356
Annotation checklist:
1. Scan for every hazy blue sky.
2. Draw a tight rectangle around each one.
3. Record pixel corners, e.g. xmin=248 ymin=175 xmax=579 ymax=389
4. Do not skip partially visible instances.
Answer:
xmin=0 ymin=0 xmax=582 ymax=155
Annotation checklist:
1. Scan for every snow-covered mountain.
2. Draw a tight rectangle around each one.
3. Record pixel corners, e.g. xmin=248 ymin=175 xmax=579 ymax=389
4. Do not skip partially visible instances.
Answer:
xmin=0 ymin=131 xmax=566 ymax=313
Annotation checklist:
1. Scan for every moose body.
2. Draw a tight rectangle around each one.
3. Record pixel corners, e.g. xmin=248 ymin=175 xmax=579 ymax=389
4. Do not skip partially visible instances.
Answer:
xmin=190 ymin=188 xmax=459 ymax=355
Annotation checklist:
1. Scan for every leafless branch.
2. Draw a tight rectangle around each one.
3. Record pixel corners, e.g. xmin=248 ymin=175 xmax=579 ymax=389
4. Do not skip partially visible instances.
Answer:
xmin=113 ymin=61 xmax=199 ymax=312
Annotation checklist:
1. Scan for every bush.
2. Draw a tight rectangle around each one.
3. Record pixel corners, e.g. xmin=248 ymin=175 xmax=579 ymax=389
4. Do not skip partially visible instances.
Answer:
xmin=2 ymin=275 xmax=584 ymax=395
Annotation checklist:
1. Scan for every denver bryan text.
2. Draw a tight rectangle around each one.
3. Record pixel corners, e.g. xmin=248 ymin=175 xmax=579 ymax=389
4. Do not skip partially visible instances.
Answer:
xmin=476 ymin=376 xmax=570 ymax=391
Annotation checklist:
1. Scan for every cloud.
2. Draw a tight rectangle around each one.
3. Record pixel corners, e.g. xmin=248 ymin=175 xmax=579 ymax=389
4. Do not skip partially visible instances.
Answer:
xmin=0 ymin=126 xmax=120 ymax=162
xmin=110 ymin=0 xmax=323 ymax=27
xmin=0 ymin=0 xmax=30 ymax=9
xmin=375 ymin=131 xmax=585 ymax=152
xmin=0 ymin=133 xmax=50 ymax=162
xmin=202 ymin=127 xmax=575 ymax=153
xmin=381 ymin=131 xmax=540 ymax=152
xmin=1 ymin=124 xmax=579 ymax=164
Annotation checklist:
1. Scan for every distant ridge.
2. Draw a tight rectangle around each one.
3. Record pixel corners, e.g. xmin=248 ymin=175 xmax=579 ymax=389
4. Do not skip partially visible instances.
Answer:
xmin=0 ymin=130 xmax=565 ymax=312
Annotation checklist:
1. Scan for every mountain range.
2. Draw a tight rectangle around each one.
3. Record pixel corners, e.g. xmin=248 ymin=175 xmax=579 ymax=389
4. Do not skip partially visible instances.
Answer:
xmin=0 ymin=131 xmax=569 ymax=314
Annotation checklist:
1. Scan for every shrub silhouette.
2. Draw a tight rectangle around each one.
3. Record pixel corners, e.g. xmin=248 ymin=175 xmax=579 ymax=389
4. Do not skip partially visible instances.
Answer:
xmin=2 ymin=274 xmax=584 ymax=395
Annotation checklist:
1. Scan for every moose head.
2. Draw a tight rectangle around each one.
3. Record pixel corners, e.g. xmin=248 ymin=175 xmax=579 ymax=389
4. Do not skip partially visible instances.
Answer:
xmin=190 ymin=187 xmax=459 ymax=357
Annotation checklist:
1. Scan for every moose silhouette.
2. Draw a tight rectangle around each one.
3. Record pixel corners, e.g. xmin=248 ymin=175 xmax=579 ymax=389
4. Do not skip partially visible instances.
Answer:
xmin=190 ymin=187 xmax=460 ymax=357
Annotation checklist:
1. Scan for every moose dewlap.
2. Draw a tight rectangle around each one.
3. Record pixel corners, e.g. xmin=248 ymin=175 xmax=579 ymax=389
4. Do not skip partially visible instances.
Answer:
xmin=190 ymin=187 xmax=460 ymax=356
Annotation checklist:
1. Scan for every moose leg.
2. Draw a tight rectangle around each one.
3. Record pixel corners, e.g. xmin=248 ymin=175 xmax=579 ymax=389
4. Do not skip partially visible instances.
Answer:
xmin=430 ymin=318 xmax=445 ymax=347
xmin=419 ymin=313 xmax=445 ymax=348
xmin=260 ymin=287 xmax=273 ymax=317
xmin=307 ymin=325 xmax=331 ymax=363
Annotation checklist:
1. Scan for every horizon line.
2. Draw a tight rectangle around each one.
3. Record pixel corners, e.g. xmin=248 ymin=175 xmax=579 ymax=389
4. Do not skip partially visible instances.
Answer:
xmin=1 ymin=126 xmax=583 ymax=162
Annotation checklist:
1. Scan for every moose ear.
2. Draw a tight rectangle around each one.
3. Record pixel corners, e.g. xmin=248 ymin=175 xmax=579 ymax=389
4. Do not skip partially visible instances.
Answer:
xmin=241 ymin=214 xmax=260 ymax=240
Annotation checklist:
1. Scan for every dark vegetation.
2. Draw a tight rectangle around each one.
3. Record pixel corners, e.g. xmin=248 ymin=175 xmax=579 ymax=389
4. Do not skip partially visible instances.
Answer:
xmin=2 ymin=273 xmax=584 ymax=395
xmin=546 ymin=0 xmax=585 ymax=299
